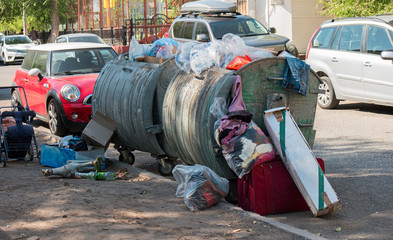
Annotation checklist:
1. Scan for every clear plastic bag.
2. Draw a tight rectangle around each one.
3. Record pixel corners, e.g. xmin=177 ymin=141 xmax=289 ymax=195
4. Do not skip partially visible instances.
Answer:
xmin=190 ymin=43 xmax=214 ymax=75
xmin=129 ymin=36 xmax=145 ymax=60
xmin=175 ymin=42 xmax=199 ymax=73
xmin=148 ymin=38 xmax=179 ymax=57
xmin=156 ymin=44 xmax=175 ymax=59
xmin=245 ymin=46 xmax=274 ymax=61
xmin=173 ymin=164 xmax=229 ymax=211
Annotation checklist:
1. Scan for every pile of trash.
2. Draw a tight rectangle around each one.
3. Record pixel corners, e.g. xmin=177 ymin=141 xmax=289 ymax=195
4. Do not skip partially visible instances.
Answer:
xmin=128 ymin=33 xmax=274 ymax=74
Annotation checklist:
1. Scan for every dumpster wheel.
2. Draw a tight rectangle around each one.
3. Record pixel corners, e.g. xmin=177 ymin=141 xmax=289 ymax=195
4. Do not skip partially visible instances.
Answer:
xmin=119 ymin=150 xmax=135 ymax=165
xmin=157 ymin=158 xmax=175 ymax=176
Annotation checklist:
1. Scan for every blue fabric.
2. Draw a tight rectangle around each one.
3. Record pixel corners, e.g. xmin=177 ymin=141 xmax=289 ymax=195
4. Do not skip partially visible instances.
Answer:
xmin=280 ymin=51 xmax=310 ymax=96
xmin=40 ymin=144 xmax=75 ymax=168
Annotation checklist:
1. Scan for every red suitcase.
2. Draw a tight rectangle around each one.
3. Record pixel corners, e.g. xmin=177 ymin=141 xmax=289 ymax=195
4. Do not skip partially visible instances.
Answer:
xmin=238 ymin=156 xmax=325 ymax=215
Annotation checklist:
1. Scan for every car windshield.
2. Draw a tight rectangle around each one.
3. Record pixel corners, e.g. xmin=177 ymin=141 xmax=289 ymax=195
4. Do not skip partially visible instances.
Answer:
xmin=69 ymin=36 xmax=105 ymax=44
xmin=5 ymin=36 xmax=33 ymax=44
xmin=51 ymin=48 xmax=117 ymax=76
xmin=209 ymin=18 xmax=269 ymax=39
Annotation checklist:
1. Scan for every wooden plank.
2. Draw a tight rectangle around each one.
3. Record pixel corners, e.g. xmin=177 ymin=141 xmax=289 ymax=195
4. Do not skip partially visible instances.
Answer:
xmin=264 ymin=107 xmax=342 ymax=216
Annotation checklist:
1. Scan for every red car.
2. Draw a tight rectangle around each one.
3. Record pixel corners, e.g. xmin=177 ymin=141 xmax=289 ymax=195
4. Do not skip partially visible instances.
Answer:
xmin=12 ymin=43 xmax=118 ymax=136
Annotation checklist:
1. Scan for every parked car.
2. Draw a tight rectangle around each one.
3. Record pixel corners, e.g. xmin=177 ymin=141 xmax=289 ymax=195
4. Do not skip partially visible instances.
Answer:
xmin=306 ymin=14 xmax=393 ymax=109
xmin=11 ymin=42 xmax=118 ymax=136
xmin=55 ymin=33 xmax=106 ymax=45
xmin=0 ymin=35 xmax=36 ymax=65
xmin=167 ymin=0 xmax=298 ymax=56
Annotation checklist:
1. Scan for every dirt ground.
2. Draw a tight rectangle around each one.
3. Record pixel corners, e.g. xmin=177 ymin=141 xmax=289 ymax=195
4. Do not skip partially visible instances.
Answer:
xmin=0 ymin=130 xmax=306 ymax=240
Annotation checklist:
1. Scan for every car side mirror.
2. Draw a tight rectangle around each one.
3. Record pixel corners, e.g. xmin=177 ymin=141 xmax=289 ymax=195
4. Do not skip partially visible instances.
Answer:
xmin=196 ymin=34 xmax=209 ymax=42
xmin=28 ymin=68 xmax=43 ymax=81
xmin=269 ymin=27 xmax=277 ymax=34
xmin=381 ymin=50 xmax=393 ymax=62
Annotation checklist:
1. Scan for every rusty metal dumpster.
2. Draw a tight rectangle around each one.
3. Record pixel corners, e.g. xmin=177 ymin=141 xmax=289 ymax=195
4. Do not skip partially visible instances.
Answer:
xmin=92 ymin=56 xmax=319 ymax=180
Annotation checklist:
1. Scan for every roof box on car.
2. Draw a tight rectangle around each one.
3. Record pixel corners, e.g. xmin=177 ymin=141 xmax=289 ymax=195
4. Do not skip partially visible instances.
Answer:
xmin=181 ymin=0 xmax=237 ymax=13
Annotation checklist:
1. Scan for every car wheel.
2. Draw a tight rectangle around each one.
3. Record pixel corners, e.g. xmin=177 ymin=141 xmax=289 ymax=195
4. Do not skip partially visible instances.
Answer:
xmin=318 ymin=76 xmax=339 ymax=109
xmin=47 ymin=99 xmax=67 ymax=136
xmin=1 ymin=52 xmax=7 ymax=65
xmin=11 ymin=90 xmax=24 ymax=111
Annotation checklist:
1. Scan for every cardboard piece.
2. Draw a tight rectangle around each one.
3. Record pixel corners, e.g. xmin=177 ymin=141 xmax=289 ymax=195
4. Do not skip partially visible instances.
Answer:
xmin=81 ymin=111 xmax=117 ymax=149
xmin=136 ymin=56 xmax=167 ymax=64
xmin=264 ymin=107 xmax=342 ymax=216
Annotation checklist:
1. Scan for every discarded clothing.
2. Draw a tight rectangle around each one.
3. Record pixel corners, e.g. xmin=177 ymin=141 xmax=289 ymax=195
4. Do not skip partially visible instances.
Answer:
xmin=219 ymin=76 xmax=252 ymax=153
xmin=216 ymin=122 xmax=275 ymax=178
xmin=279 ymin=51 xmax=310 ymax=96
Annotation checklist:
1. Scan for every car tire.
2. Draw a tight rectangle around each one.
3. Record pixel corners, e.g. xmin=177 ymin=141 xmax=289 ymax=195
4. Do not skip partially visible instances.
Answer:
xmin=1 ymin=52 xmax=7 ymax=65
xmin=11 ymin=90 xmax=23 ymax=111
xmin=318 ymin=76 xmax=339 ymax=109
xmin=47 ymin=99 xmax=67 ymax=136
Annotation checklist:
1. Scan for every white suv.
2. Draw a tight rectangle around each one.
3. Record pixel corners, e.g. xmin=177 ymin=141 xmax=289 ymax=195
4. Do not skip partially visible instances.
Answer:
xmin=168 ymin=0 xmax=298 ymax=57
xmin=306 ymin=14 xmax=393 ymax=109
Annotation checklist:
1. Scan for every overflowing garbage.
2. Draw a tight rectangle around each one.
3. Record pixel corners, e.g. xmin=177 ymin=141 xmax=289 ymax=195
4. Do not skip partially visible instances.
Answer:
xmin=127 ymin=33 xmax=274 ymax=75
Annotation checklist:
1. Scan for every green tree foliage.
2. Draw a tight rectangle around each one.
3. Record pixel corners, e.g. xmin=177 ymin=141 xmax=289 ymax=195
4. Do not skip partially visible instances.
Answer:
xmin=0 ymin=0 xmax=73 ymax=32
xmin=318 ymin=0 xmax=393 ymax=18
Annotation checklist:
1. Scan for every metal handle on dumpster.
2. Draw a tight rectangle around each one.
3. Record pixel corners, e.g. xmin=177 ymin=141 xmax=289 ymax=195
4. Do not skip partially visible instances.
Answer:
xmin=122 ymin=67 xmax=133 ymax=73
xmin=267 ymin=76 xmax=284 ymax=81
xmin=297 ymin=123 xmax=313 ymax=127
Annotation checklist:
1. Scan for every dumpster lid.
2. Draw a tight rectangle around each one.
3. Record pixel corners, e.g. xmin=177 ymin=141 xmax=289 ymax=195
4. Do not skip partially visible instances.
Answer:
xmin=181 ymin=0 xmax=237 ymax=13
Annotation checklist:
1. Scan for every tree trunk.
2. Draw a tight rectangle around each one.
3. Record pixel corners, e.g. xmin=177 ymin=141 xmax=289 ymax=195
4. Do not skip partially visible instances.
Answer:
xmin=23 ymin=3 xmax=27 ymax=36
xmin=48 ymin=0 xmax=60 ymax=43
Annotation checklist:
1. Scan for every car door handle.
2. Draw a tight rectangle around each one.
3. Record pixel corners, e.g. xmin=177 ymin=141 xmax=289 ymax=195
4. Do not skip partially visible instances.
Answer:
xmin=23 ymin=78 xmax=29 ymax=82
xmin=364 ymin=61 xmax=372 ymax=67
xmin=331 ymin=57 xmax=338 ymax=62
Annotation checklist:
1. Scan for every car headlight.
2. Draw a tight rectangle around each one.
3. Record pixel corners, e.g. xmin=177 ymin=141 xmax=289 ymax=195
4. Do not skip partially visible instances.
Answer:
xmin=61 ymin=84 xmax=80 ymax=102
xmin=285 ymin=40 xmax=298 ymax=56
xmin=6 ymin=48 xmax=17 ymax=52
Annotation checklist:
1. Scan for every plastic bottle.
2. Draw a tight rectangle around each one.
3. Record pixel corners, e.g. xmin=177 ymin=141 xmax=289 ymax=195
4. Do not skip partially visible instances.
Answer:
xmin=74 ymin=171 xmax=116 ymax=181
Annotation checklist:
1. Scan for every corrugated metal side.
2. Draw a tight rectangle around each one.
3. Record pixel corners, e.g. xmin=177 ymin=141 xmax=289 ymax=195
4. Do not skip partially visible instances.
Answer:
xmin=236 ymin=57 xmax=319 ymax=148
xmin=92 ymin=58 xmax=174 ymax=155
xmin=163 ymin=67 xmax=236 ymax=178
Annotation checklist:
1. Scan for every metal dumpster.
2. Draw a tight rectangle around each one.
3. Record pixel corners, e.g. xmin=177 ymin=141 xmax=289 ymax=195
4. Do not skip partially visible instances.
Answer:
xmin=92 ymin=56 xmax=319 ymax=180
xmin=92 ymin=57 xmax=181 ymax=174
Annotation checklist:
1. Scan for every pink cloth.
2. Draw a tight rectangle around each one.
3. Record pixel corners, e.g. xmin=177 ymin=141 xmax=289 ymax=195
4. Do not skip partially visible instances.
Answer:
xmin=219 ymin=76 xmax=250 ymax=153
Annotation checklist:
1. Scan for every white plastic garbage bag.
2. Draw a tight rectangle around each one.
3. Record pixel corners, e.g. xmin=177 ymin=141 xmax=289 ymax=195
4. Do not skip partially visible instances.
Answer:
xmin=172 ymin=164 xmax=229 ymax=211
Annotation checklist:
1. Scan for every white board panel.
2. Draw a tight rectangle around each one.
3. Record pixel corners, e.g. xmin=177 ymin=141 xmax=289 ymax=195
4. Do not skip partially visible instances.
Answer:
xmin=264 ymin=107 xmax=342 ymax=216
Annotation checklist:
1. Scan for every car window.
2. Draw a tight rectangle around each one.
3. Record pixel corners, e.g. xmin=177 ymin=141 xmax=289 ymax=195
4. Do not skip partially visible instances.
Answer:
xmin=210 ymin=19 xmax=269 ymax=39
xmin=69 ymin=36 xmax=103 ymax=44
xmin=339 ymin=25 xmax=363 ymax=52
xmin=312 ymin=27 xmax=337 ymax=49
xmin=98 ymin=49 xmax=117 ymax=63
xmin=366 ymin=25 xmax=393 ymax=55
xmin=52 ymin=48 xmax=117 ymax=76
xmin=183 ymin=22 xmax=195 ymax=39
xmin=56 ymin=37 xmax=66 ymax=43
xmin=195 ymin=22 xmax=210 ymax=41
xmin=5 ymin=36 xmax=33 ymax=44
xmin=31 ymin=51 xmax=48 ymax=76
xmin=173 ymin=21 xmax=184 ymax=38
xmin=331 ymin=26 xmax=342 ymax=50
xmin=21 ymin=51 xmax=35 ymax=70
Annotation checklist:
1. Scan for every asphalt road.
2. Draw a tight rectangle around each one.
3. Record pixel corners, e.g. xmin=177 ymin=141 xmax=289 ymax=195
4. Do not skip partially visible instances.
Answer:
xmin=1 ymin=63 xmax=393 ymax=239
